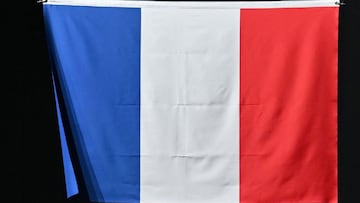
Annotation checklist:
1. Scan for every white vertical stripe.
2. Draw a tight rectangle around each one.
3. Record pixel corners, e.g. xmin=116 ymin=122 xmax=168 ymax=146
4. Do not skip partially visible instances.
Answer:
xmin=141 ymin=8 xmax=240 ymax=203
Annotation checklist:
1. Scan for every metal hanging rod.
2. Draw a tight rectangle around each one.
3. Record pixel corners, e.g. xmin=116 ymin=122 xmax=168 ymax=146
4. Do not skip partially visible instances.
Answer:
xmin=37 ymin=0 xmax=346 ymax=6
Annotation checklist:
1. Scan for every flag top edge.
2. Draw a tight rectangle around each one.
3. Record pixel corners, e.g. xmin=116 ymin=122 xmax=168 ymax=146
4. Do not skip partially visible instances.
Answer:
xmin=44 ymin=0 xmax=338 ymax=9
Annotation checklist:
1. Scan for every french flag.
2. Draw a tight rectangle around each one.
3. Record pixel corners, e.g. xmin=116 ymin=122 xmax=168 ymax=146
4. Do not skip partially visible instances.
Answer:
xmin=43 ymin=1 xmax=338 ymax=202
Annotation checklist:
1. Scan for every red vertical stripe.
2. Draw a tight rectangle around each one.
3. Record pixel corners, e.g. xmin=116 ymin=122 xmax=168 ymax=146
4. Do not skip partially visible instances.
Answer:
xmin=240 ymin=7 xmax=338 ymax=202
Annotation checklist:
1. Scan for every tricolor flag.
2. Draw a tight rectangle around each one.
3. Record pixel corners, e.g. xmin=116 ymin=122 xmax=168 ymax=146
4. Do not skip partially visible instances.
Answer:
xmin=43 ymin=1 xmax=338 ymax=202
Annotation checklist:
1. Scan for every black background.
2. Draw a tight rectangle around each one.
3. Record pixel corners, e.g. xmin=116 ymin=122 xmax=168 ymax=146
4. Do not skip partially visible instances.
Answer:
xmin=7 ymin=0 xmax=360 ymax=202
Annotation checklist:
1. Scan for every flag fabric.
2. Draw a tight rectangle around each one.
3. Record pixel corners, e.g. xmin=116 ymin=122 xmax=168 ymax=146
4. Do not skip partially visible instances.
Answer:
xmin=43 ymin=1 xmax=338 ymax=202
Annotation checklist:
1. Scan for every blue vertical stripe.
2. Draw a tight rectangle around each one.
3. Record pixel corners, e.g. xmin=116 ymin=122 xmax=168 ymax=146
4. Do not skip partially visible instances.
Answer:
xmin=44 ymin=5 xmax=141 ymax=202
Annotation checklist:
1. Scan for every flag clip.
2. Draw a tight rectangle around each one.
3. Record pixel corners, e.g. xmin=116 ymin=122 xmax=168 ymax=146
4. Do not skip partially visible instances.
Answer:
xmin=335 ymin=1 xmax=346 ymax=6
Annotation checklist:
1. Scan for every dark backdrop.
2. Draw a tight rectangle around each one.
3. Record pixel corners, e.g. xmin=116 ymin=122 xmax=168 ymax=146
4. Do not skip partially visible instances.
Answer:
xmin=8 ymin=0 xmax=360 ymax=202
